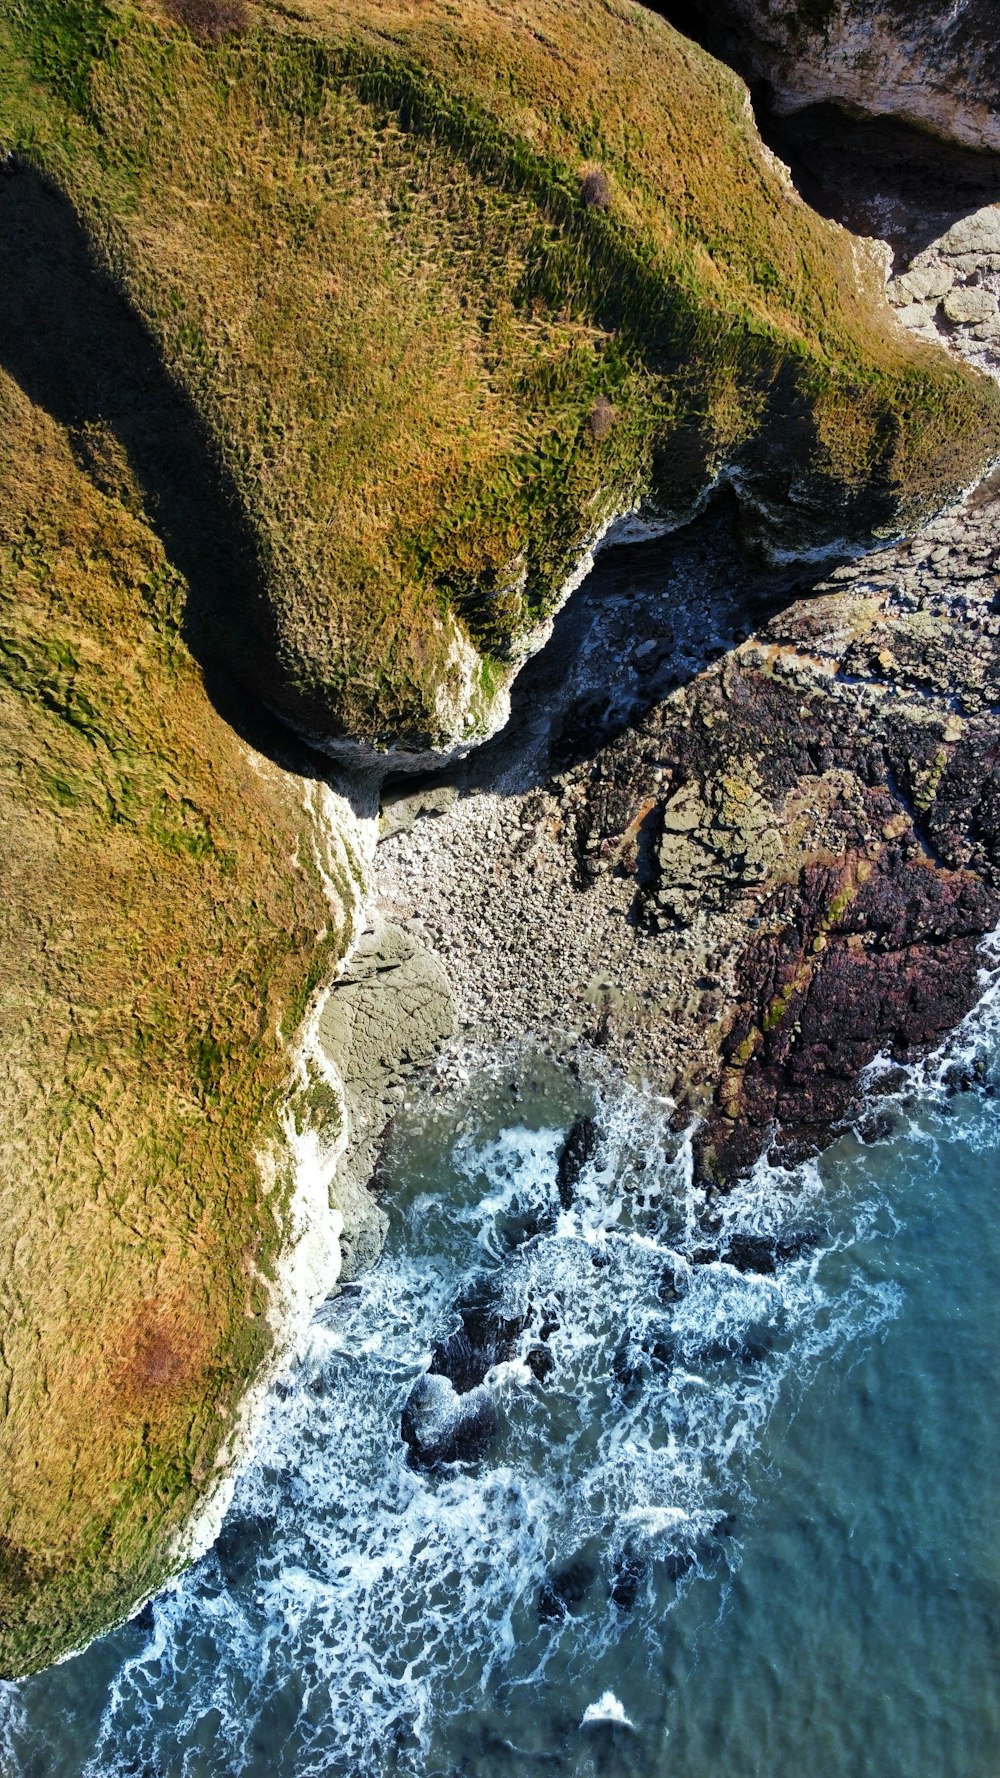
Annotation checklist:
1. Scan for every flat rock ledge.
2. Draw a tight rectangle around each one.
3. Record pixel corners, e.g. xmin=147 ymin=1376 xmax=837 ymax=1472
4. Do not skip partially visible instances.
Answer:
xmin=375 ymin=477 xmax=1000 ymax=1182
xmin=322 ymin=918 xmax=456 ymax=1277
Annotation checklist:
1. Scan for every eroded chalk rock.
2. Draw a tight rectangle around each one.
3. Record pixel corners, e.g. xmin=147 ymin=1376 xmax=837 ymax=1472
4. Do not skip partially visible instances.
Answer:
xmin=887 ymin=204 xmax=1000 ymax=378
xmin=665 ymin=0 xmax=1000 ymax=153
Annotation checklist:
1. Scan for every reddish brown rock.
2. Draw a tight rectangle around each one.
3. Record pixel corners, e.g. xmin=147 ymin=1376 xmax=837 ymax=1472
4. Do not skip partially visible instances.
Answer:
xmin=701 ymin=849 xmax=999 ymax=1178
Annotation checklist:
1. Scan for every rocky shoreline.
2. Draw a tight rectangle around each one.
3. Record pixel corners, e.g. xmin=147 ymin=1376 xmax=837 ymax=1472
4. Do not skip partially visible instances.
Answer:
xmin=155 ymin=111 xmax=1000 ymax=1661
xmin=359 ymin=109 xmax=1000 ymax=1195
xmin=6 ymin=0 xmax=1000 ymax=1682
xmin=170 ymin=881 xmax=456 ymax=1586
xmin=371 ymin=452 xmax=1000 ymax=1186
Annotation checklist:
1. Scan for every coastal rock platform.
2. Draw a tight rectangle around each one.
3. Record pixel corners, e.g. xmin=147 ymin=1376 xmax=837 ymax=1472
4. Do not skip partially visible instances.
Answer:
xmin=376 ymin=482 xmax=1000 ymax=1179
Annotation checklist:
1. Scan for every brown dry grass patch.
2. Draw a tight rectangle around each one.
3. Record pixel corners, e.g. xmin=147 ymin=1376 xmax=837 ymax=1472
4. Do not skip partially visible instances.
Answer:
xmin=110 ymin=1294 xmax=215 ymax=1408
xmin=163 ymin=0 xmax=249 ymax=38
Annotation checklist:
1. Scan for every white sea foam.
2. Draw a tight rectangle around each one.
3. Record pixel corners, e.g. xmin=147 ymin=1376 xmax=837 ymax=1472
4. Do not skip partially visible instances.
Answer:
xmin=21 ymin=1045 xmax=917 ymax=1778
xmin=581 ymin=1690 xmax=635 ymax=1729
xmin=7 ymin=931 xmax=1000 ymax=1776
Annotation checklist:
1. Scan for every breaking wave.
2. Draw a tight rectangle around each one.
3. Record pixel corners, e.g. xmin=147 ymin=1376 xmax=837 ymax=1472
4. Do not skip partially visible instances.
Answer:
xmin=3 ymin=934 xmax=1000 ymax=1776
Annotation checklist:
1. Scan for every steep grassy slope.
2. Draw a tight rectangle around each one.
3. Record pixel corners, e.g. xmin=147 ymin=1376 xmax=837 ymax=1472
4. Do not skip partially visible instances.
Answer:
xmin=2 ymin=0 xmax=998 ymax=749
xmin=0 ymin=352 xmax=359 ymax=1675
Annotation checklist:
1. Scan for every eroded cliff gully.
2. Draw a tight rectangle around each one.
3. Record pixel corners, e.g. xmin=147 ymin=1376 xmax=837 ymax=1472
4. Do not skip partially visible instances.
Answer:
xmin=652 ymin=0 xmax=1000 ymax=154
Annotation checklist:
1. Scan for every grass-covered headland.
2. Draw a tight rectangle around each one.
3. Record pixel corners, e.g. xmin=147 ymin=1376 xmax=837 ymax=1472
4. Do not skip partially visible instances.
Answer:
xmin=0 ymin=352 xmax=362 ymax=1675
xmin=4 ymin=0 xmax=998 ymax=749
xmin=0 ymin=0 xmax=998 ymax=1678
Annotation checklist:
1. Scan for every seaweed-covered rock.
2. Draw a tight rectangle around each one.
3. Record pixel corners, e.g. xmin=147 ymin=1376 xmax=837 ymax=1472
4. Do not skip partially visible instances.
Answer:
xmin=400 ymin=1374 xmax=499 ymax=1471
xmin=556 ymin=1115 xmax=602 ymax=1208
xmin=704 ymin=848 xmax=998 ymax=1176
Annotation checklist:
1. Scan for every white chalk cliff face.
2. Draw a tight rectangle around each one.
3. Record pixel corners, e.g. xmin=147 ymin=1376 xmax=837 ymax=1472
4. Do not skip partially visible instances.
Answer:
xmin=705 ymin=0 xmax=1000 ymax=152
xmin=888 ymin=205 xmax=1000 ymax=381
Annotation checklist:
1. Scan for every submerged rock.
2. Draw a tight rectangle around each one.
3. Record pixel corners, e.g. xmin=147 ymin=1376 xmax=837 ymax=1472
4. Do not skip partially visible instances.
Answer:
xmin=214 ymin=1514 xmax=278 ymax=1590
xmin=400 ymin=1374 xmax=499 ymax=1472
xmin=609 ymin=1550 xmax=649 ymax=1614
xmin=663 ymin=1548 xmax=699 ymax=1585
xmin=556 ymin=1115 xmax=602 ymax=1209
xmin=400 ymin=1274 xmax=540 ymax=1469
xmin=611 ymin=1329 xmax=680 ymax=1405
xmin=537 ymin=1558 xmax=598 ymax=1622
xmin=426 ymin=1281 xmax=529 ymax=1397
xmin=691 ymin=1231 xmax=819 ymax=1274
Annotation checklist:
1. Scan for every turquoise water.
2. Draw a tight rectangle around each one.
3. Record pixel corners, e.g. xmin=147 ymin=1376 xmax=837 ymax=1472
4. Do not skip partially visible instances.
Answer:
xmin=2 ymin=989 xmax=999 ymax=1777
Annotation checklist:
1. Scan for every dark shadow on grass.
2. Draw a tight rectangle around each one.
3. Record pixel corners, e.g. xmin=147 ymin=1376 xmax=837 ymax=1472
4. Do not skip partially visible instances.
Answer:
xmin=0 ymin=163 xmax=326 ymax=779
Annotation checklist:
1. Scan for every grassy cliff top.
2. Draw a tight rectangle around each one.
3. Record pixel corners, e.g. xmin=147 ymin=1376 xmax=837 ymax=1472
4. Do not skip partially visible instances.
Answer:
xmin=0 ymin=172 xmax=361 ymax=1674
xmin=2 ymin=0 xmax=997 ymax=748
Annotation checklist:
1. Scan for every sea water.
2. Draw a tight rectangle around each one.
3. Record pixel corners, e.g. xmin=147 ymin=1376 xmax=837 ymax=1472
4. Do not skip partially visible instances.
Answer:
xmin=2 ymin=970 xmax=999 ymax=1778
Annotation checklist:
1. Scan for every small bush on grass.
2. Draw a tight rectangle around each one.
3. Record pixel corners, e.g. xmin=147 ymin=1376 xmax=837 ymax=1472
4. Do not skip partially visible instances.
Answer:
xmin=580 ymin=167 xmax=612 ymax=210
xmin=163 ymin=0 xmax=249 ymax=42
xmin=588 ymin=394 xmax=615 ymax=440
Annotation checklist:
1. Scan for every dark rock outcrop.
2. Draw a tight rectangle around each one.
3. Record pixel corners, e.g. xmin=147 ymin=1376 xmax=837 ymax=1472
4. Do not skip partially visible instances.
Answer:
xmin=704 ymin=848 xmax=997 ymax=1176
xmin=537 ymin=1558 xmax=597 ymax=1622
xmin=426 ymin=1282 xmax=528 ymax=1397
xmin=546 ymin=484 xmax=1000 ymax=1179
xmin=555 ymin=1116 xmax=601 ymax=1209
xmin=400 ymin=1374 xmax=499 ymax=1472
xmin=399 ymin=1278 xmax=534 ymax=1471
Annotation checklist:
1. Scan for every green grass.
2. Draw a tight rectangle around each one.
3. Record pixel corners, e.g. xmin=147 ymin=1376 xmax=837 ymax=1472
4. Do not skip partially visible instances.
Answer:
xmin=2 ymin=0 xmax=996 ymax=748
